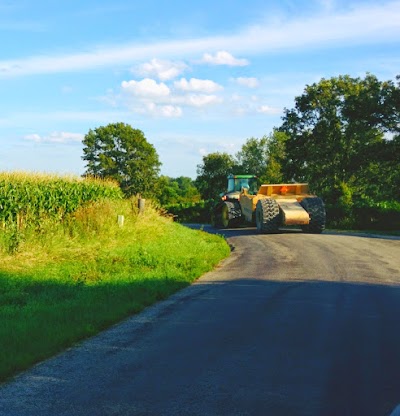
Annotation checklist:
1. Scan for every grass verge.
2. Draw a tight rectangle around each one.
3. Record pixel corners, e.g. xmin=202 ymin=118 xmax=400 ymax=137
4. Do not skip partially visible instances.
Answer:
xmin=0 ymin=199 xmax=230 ymax=383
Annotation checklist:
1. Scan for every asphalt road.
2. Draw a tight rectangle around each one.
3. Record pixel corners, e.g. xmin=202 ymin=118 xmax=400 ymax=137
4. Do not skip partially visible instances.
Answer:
xmin=1 ymin=227 xmax=400 ymax=415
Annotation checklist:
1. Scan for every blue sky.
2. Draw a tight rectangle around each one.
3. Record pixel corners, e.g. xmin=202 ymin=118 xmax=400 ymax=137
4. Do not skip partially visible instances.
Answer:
xmin=0 ymin=0 xmax=399 ymax=179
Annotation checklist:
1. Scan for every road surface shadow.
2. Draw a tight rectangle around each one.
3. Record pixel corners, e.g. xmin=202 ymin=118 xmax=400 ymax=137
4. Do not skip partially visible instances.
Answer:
xmin=184 ymin=223 xmax=400 ymax=240
xmin=184 ymin=223 xmax=303 ymax=238
xmin=1 ymin=277 xmax=400 ymax=416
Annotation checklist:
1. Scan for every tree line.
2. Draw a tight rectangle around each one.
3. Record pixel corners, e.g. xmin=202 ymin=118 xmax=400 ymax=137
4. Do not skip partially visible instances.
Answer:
xmin=82 ymin=73 xmax=400 ymax=228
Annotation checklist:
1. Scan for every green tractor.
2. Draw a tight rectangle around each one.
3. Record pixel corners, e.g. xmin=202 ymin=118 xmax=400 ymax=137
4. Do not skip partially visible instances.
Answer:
xmin=211 ymin=174 xmax=326 ymax=234
xmin=210 ymin=174 xmax=258 ymax=228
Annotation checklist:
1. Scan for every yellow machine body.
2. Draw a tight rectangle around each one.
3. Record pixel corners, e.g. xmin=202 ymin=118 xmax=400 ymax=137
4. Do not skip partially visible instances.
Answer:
xmin=239 ymin=183 xmax=312 ymax=226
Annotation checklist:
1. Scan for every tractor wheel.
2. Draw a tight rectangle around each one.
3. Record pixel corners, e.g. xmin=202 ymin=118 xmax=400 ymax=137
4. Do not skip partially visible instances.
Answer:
xmin=255 ymin=198 xmax=280 ymax=233
xmin=300 ymin=197 xmax=326 ymax=234
xmin=220 ymin=201 xmax=242 ymax=228
xmin=229 ymin=201 xmax=243 ymax=227
xmin=220 ymin=203 xmax=230 ymax=228
xmin=211 ymin=201 xmax=242 ymax=229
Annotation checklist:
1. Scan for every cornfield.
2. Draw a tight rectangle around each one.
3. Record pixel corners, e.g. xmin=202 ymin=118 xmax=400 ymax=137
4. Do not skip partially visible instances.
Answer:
xmin=0 ymin=172 xmax=123 ymax=227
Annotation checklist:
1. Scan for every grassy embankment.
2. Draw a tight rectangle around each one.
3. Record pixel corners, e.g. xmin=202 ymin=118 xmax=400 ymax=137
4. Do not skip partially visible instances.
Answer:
xmin=0 ymin=173 xmax=230 ymax=383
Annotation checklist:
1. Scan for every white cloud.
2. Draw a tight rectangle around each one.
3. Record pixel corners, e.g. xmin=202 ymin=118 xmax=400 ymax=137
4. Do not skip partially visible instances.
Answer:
xmin=160 ymin=105 xmax=183 ymax=117
xmin=174 ymin=78 xmax=223 ymax=93
xmin=1 ymin=1 xmax=400 ymax=77
xmin=201 ymin=51 xmax=249 ymax=66
xmin=118 ymin=77 xmax=223 ymax=111
xmin=135 ymin=58 xmax=188 ymax=81
xmin=177 ymin=94 xmax=223 ymax=107
xmin=145 ymin=103 xmax=183 ymax=118
xmin=121 ymin=78 xmax=170 ymax=97
xmin=24 ymin=131 xmax=83 ymax=144
xmin=257 ymin=105 xmax=282 ymax=115
xmin=233 ymin=77 xmax=260 ymax=88
xmin=230 ymin=94 xmax=244 ymax=102
xmin=24 ymin=133 xmax=42 ymax=142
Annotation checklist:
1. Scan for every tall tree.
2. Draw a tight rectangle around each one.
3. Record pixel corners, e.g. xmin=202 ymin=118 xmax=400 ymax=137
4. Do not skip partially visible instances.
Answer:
xmin=262 ymin=130 xmax=288 ymax=184
xmin=235 ymin=131 xmax=288 ymax=184
xmin=156 ymin=176 xmax=200 ymax=205
xmin=82 ymin=123 xmax=161 ymax=197
xmin=280 ymin=74 xmax=400 ymax=205
xmin=195 ymin=152 xmax=236 ymax=199
xmin=235 ymin=136 xmax=269 ymax=178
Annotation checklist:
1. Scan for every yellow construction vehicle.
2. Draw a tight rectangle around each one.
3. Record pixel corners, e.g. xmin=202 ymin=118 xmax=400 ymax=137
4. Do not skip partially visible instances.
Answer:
xmin=211 ymin=175 xmax=326 ymax=233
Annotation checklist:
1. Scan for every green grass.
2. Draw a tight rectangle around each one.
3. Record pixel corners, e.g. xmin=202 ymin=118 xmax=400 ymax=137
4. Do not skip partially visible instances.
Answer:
xmin=0 ymin=199 xmax=230 ymax=383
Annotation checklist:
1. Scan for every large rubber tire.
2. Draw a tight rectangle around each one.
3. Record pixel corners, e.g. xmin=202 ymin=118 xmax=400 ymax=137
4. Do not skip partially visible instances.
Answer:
xmin=256 ymin=198 xmax=280 ymax=233
xmin=220 ymin=201 xmax=242 ymax=228
xmin=300 ymin=197 xmax=326 ymax=234
xmin=229 ymin=201 xmax=243 ymax=227
xmin=212 ymin=201 xmax=242 ymax=228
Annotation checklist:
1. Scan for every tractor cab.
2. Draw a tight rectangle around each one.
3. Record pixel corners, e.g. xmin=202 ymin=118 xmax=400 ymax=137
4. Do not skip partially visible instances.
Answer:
xmin=212 ymin=174 xmax=258 ymax=228
xmin=225 ymin=174 xmax=258 ymax=199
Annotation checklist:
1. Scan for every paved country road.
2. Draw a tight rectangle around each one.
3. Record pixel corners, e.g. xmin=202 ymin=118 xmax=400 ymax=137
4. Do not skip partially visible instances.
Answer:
xmin=1 ymin=227 xmax=400 ymax=416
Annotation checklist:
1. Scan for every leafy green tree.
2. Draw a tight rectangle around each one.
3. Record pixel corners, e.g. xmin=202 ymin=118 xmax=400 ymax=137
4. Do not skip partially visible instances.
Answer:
xmin=280 ymin=74 xmax=400 ymax=208
xmin=155 ymin=176 xmax=179 ymax=205
xmin=235 ymin=131 xmax=288 ymax=184
xmin=262 ymin=130 xmax=288 ymax=183
xmin=235 ymin=136 xmax=269 ymax=178
xmin=356 ymin=135 xmax=400 ymax=202
xmin=82 ymin=123 xmax=161 ymax=197
xmin=156 ymin=176 xmax=200 ymax=205
xmin=195 ymin=152 xmax=236 ymax=199
xmin=175 ymin=176 xmax=201 ymax=202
